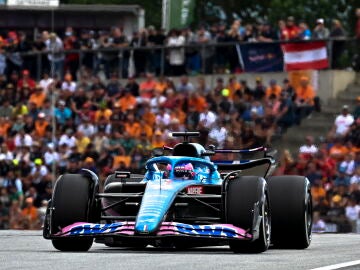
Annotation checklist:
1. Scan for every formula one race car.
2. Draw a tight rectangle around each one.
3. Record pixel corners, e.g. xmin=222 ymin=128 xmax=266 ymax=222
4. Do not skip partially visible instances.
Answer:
xmin=43 ymin=132 xmax=312 ymax=253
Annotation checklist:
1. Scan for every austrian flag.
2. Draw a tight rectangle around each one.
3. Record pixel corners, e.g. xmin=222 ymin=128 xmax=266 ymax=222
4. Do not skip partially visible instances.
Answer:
xmin=281 ymin=41 xmax=328 ymax=71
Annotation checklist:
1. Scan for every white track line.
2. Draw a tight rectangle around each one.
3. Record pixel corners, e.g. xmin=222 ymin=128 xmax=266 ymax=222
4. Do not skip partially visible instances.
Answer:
xmin=309 ymin=260 xmax=360 ymax=270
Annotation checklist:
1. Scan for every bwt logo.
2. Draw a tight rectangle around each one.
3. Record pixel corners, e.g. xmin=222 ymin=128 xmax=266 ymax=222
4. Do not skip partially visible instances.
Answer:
xmin=69 ymin=223 xmax=123 ymax=235
xmin=177 ymin=224 xmax=238 ymax=238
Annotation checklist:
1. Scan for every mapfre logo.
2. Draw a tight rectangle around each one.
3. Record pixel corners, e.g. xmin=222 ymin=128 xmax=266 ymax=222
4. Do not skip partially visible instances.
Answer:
xmin=186 ymin=186 xmax=203 ymax=194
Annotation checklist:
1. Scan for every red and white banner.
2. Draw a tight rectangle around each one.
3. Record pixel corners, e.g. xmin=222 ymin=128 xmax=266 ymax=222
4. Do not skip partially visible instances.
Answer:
xmin=282 ymin=41 xmax=328 ymax=71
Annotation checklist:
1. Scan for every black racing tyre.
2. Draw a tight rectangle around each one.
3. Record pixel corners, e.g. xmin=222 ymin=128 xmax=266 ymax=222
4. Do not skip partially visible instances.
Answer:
xmin=266 ymin=175 xmax=312 ymax=249
xmin=225 ymin=176 xmax=270 ymax=253
xmin=51 ymin=174 xmax=95 ymax=251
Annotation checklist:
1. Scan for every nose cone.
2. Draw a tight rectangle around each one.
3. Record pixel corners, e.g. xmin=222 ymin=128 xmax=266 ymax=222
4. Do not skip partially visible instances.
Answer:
xmin=135 ymin=179 xmax=197 ymax=234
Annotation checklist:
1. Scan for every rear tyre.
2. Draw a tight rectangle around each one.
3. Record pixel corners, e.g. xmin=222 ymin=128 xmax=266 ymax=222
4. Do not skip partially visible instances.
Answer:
xmin=267 ymin=176 xmax=312 ymax=249
xmin=225 ymin=176 xmax=270 ymax=253
xmin=51 ymin=174 xmax=96 ymax=251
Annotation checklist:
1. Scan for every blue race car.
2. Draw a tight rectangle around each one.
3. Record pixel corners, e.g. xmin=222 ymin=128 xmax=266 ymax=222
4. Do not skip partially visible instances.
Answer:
xmin=43 ymin=132 xmax=312 ymax=253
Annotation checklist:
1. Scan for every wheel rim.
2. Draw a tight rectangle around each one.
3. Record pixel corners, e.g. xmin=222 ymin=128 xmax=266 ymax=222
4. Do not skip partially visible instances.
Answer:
xmin=263 ymin=198 xmax=271 ymax=245
xmin=305 ymin=193 xmax=312 ymax=242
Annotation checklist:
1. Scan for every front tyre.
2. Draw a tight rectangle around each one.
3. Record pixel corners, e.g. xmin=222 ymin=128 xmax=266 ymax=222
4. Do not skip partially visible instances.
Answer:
xmin=50 ymin=174 xmax=97 ymax=251
xmin=225 ymin=176 xmax=270 ymax=253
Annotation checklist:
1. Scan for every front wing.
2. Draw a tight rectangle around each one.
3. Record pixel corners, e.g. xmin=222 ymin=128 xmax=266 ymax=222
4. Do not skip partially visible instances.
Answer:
xmin=53 ymin=221 xmax=252 ymax=240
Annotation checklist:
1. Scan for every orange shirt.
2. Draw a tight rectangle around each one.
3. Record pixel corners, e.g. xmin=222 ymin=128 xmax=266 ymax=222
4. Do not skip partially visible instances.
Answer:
xmin=152 ymin=139 xmax=166 ymax=148
xmin=94 ymin=109 xmax=113 ymax=121
xmin=143 ymin=111 xmax=156 ymax=126
xmin=155 ymin=81 xmax=167 ymax=94
xmin=227 ymin=81 xmax=241 ymax=99
xmin=170 ymin=110 xmax=186 ymax=124
xmin=21 ymin=206 xmax=38 ymax=222
xmin=116 ymin=95 xmax=137 ymax=113
xmin=329 ymin=145 xmax=349 ymax=161
xmin=34 ymin=120 xmax=49 ymax=137
xmin=124 ymin=122 xmax=141 ymax=138
xmin=141 ymin=123 xmax=153 ymax=138
xmin=140 ymin=80 xmax=156 ymax=99
xmin=0 ymin=122 xmax=11 ymax=137
xmin=29 ymin=92 xmax=46 ymax=108
xmin=266 ymin=85 xmax=282 ymax=98
xmin=188 ymin=96 xmax=207 ymax=112
xmin=311 ymin=186 xmax=326 ymax=202
xmin=296 ymin=85 xmax=315 ymax=105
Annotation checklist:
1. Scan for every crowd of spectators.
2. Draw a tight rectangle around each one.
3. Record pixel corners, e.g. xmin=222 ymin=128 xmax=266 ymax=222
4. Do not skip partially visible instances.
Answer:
xmin=0 ymin=14 xmax=352 ymax=82
xmin=278 ymin=102 xmax=360 ymax=233
xmin=0 ymin=58 xmax=324 ymax=230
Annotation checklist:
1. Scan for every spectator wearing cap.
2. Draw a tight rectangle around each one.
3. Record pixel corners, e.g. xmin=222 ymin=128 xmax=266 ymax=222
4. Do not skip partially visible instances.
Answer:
xmin=333 ymin=105 xmax=354 ymax=136
xmin=28 ymin=84 xmax=47 ymax=109
xmin=266 ymin=79 xmax=282 ymax=100
xmin=30 ymin=158 xmax=48 ymax=184
xmin=17 ymin=70 xmax=36 ymax=90
xmin=313 ymin=18 xmax=330 ymax=39
xmin=54 ymin=100 xmax=72 ymax=126
xmin=285 ymin=16 xmax=300 ymax=40
xmin=83 ymin=156 xmax=97 ymax=174
xmin=34 ymin=112 xmax=49 ymax=138
xmin=295 ymin=76 xmax=316 ymax=122
xmin=43 ymin=143 xmax=59 ymax=168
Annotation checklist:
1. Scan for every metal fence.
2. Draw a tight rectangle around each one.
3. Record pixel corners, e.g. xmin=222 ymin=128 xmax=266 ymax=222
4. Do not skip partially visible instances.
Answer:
xmin=2 ymin=38 xmax=358 ymax=81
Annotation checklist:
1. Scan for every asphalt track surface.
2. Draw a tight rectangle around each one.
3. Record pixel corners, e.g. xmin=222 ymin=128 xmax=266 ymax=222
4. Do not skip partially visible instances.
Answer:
xmin=1 ymin=231 xmax=360 ymax=270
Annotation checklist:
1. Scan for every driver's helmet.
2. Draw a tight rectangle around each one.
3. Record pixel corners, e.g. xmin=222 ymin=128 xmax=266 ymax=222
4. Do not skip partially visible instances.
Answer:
xmin=173 ymin=163 xmax=195 ymax=179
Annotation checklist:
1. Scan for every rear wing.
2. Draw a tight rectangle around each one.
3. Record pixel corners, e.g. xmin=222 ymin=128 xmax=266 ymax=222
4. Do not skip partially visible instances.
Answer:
xmin=214 ymin=147 xmax=278 ymax=161
xmin=215 ymin=158 xmax=276 ymax=178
